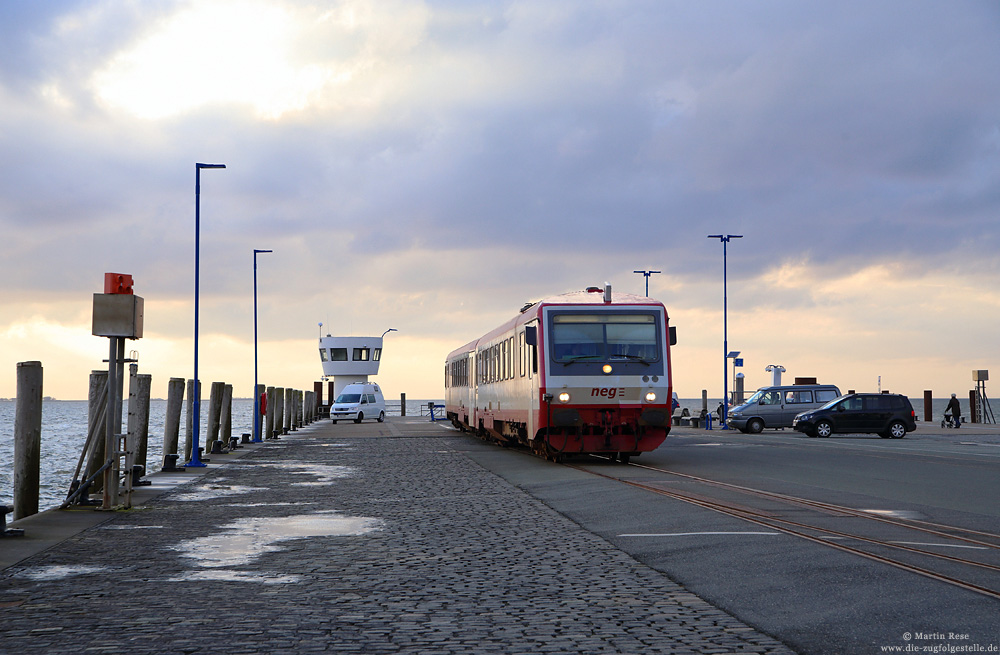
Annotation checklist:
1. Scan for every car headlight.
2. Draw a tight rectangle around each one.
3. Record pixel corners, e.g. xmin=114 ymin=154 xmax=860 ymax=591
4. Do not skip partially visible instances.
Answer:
xmin=730 ymin=411 xmax=741 ymax=418
xmin=644 ymin=391 xmax=656 ymax=403
xmin=558 ymin=391 xmax=571 ymax=403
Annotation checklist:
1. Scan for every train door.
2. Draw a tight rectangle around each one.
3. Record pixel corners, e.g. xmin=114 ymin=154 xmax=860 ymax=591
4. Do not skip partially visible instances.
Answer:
xmin=466 ymin=351 xmax=475 ymax=423
xmin=524 ymin=320 xmax=539 ymax=438
xmin=472 ymin=349 xmax=480 ymax=428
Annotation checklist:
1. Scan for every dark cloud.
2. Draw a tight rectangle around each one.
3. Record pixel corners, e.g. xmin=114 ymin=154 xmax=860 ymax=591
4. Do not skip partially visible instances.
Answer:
xmin=1 ymin=0 xmax=999 ymax=303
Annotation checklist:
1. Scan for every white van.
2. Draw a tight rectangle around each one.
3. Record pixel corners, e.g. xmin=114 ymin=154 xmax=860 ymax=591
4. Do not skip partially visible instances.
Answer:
xmin=330 ymin=383 xmax=386 ymax=424
xmin=727 ymin=384 xmax=841 ymax=433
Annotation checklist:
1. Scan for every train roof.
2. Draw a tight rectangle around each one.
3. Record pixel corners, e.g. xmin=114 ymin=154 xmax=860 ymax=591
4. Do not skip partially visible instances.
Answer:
xmin=445 ymin=286 xmax=667 ymax=361
xmin=529 ymin=287 xmax=664 ymax=308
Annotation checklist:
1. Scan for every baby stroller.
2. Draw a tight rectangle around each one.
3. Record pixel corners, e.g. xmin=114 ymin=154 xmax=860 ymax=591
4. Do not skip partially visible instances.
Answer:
xmin=941 ymin=413 xmax=961 ymax=428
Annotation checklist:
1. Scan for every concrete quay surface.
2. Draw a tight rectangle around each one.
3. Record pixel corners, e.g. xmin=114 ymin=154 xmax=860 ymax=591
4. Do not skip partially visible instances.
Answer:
xmin=1 ymin=417 xmax=794 ymax=654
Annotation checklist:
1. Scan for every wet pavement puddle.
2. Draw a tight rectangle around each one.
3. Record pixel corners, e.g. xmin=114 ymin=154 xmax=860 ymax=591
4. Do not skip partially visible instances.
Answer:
xmin=220 ymin=460 xmax=357 ymax=486
xmin=169 ymin=484 xmax=267 ymax=502
xmin=14 ymin=565 xmax=112 ymax=580
xmin=169 ymin=511 xmax=383 ymax=581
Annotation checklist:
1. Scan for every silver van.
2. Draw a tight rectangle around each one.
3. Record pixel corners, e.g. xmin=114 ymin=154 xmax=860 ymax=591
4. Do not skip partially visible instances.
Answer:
xmin=727 ymin=384 xmax=841 ymax=433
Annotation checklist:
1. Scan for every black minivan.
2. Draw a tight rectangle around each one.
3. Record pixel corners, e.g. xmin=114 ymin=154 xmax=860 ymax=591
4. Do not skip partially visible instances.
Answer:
xmin=792 ymin=393 xmax=917 ymax=439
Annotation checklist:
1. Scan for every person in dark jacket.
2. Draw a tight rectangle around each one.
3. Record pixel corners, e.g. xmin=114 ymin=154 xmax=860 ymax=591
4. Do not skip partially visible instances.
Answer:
xmin=945 ymin=394 xmax=962 ymax=427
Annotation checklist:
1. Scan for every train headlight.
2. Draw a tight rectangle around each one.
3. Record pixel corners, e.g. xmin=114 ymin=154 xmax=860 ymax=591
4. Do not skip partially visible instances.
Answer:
xmin=558 ymin=391 xmax=571 ymax=403
xmin=602 ymin=364 xmax=613 ymax=375
xmin=644 ymin=391 xmax=657 ymax=403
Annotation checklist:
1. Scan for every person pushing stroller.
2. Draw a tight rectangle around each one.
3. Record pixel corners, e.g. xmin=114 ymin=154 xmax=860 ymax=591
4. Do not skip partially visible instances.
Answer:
xmin=943 ymin=393 xmax=962 ymax=428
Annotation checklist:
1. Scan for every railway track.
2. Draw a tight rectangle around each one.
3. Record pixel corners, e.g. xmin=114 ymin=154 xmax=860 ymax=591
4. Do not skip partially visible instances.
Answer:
xmin=566 ymin=458 xmax=1000 ymax=602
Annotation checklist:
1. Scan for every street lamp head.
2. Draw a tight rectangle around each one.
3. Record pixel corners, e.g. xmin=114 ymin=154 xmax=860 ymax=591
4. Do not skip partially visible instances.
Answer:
xmin=254 ymin=249 xmax=273 ymax=254
xmin=381 ymin=328 xmax=398 ymax=338
xmin=196 ymin=163 xmax=227 ymax=169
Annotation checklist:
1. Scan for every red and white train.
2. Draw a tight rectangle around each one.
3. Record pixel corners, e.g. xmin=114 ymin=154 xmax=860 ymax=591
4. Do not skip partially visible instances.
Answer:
xmin=444 ymin=284 xmax=675 ymax=462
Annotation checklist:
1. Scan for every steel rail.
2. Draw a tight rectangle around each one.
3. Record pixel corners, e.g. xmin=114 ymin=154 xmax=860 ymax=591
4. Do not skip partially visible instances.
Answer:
xmin=623 ymin=459 xmax=1000 ymax=549
xmin=567 ymin=463 xmax=1000 ymax=602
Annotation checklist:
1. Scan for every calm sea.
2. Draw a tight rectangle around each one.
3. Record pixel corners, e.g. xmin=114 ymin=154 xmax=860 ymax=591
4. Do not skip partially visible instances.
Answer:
xmin=0 ymin=398 xmax=441 ymax=513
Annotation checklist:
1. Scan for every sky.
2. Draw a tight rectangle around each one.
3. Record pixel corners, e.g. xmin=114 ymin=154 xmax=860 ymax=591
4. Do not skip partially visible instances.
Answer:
xmin=1 ymin=0 xmax=999 ymax=404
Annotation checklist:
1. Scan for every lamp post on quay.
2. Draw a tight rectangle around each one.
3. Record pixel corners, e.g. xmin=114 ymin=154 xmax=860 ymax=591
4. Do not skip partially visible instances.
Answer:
xmin=253 ymin=248 xmax=273 ymax=442
xmin=707 ymin=234 xmax=742 ymax=430
xmin=633 ymin=270 xmax=661 ymax=297
xmin=188 ymin=162 xmax=226 ymax=467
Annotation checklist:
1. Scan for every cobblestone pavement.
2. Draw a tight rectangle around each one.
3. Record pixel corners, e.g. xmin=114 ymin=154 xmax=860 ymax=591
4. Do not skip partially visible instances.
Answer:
xmin=0 ymin=420 xmax=795 ymax=654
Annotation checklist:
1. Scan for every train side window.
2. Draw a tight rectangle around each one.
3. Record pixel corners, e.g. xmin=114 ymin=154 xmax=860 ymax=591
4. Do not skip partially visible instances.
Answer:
xmin=501 ymin=340 xmax=507 ymax=380
xmin=518 ymin=332 xmax=525 ymax=377
xmin=508 ymin=336 xmax=514 ymax=379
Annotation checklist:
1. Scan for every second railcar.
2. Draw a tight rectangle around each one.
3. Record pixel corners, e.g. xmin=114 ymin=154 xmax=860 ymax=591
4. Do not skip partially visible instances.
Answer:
xmin=445 ymin=284 xmax=674 ymax=462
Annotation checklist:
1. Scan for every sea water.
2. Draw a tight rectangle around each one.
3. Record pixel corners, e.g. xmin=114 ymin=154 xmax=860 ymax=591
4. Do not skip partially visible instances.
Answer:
xmin=0 ymin=398 xmax=441 ymax=513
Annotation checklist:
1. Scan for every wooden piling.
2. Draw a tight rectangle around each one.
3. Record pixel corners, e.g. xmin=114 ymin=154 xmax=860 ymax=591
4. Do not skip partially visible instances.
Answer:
xmin=284 ymin=388 xmax=294 ymax=433
xmin=274 ymin=387 xmax=284 ymax=437
xmin=222 ymin=384 xmax=234 ymax=444
xmin=131 ymin=373 xmax=152 ymax=474
xmin=206 ymin=381 xmax=225 ymax=450
xmin=254 ymin=384 xmax=265 ymax=440
xmin=164 ymin=378 xmax=185 ymax=462
xmin=969 ymin=389 xmax=978 ymax=423
xmin=265 ymin=386 xmax=276 ymax=440
xmin=923 ymin=390 xmax=933 ymax=422
xmin=184 ymin=379 xmax=199 ymax=461
xmin=84 ymin=370 xmax=109 ymax=494
xmin=14 ymin=361 xmax=43 ymax=520
xmin=401 ymin=392 xmax=406 ymax=417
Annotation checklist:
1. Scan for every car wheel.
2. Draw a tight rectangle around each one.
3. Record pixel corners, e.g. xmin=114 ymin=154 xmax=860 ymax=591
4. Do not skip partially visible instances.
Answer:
xmin=747 ymin=418 xmax=764 ymax=434
xmin=377 ymin=411 xmax=385 ymax=423
xmin=888 ymin=420 xmax=906 ymax=439
xmin=815 ymin=420 xmax=833 ymax=438
xmin=354 ymin=412 xmax=364 ymax=424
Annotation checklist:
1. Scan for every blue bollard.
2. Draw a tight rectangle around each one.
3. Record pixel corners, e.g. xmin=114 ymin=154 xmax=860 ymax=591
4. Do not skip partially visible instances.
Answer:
xmin=705 ymin=413 xmax=713 ymax=430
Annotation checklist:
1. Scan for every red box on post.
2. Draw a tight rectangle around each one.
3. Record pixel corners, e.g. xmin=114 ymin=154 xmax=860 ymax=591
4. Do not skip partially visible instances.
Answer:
xmin=104 ymin=273 xmax=134 ymax=295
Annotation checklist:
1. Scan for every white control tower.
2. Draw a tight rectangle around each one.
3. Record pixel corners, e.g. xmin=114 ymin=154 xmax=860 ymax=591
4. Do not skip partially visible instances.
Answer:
xmin=319 ymin=333 xmax=390 ymax=399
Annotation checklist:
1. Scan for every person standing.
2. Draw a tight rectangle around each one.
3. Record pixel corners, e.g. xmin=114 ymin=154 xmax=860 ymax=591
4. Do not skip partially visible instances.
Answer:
xmin=946 ymin=393 xmax=962 ymax=427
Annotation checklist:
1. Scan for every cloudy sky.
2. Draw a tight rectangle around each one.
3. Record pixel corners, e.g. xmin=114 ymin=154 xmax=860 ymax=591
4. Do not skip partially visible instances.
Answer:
xmin=1 ymin=0 xmax=998 ymax=403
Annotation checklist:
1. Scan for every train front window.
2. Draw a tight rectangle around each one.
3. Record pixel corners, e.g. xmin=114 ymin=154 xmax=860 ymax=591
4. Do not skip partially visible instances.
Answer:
xmin=551 ymin=314 xmax=659 ymax=364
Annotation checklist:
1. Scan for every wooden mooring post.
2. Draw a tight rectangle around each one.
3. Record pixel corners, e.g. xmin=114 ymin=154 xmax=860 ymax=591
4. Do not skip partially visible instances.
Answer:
xmin=184 ymin=379 xmax=199 ymax=461
xmin=222 ymin=384 xmax=234 ymax=444
xmin=163 ymin=378 xmax=185 ymax=470
xmin=206 ymin=381 xmax=225 ymax=452
xmin=284 ymin=388 xmax=293 ymax=433
xmin=273 ymin=387 xmax=284 ymax=438
xmin=127 ymin=369 xmax=152 ymax=478
xmin=14 ymin=362 xmax=43 ymax=520
xmin=265 ymin=386 xmax=276 ymax=440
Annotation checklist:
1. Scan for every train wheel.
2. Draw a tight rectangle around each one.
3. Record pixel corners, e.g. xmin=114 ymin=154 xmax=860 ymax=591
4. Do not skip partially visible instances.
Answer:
xmin=619 ymin=453 xmax=631 ymax=464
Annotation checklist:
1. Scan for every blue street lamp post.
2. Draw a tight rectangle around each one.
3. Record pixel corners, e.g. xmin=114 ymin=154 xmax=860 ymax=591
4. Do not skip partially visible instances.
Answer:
xmin=707 ymin=234 xmax=742 ymax=430
xmin=188 ymin=162 xmax=226 ymax=467
xmin=253 ymin=249 xmax=273 ymax=442
xmin=633 ymin=270 xmax=661 ymax=297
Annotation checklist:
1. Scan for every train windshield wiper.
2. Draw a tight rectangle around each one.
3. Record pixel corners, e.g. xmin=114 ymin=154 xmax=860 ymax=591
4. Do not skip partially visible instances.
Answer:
xmin=610 ymin=354 xmax=651 ymax=366
xmin=561 ymin=355 xmax=600 ymax=366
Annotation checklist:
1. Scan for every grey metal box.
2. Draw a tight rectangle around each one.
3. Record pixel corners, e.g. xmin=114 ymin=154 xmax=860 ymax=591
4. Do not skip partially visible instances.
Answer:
xmin=973 ymin=369 xmax=989 ymax=382
xmin=92 ymin=294 xmax=144 ymax=338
